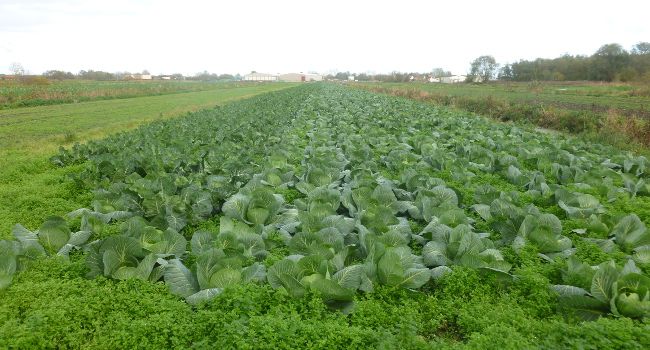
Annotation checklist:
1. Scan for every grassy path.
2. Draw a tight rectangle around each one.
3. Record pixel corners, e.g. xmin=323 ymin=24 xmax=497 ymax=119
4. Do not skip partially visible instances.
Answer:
xmin=0 ymin=80 xmax=246 ymax=110
xmin=0 ymin=83 xmax=296 ymax=236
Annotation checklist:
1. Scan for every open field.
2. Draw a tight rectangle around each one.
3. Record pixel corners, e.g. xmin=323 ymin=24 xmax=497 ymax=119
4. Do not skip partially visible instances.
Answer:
xmin=1 ymin=84 xmax=650 ymax=348
xmin=363 ymin=82 xmax=650 ymax=116
xmin=0 ymin=79 xmax=256 ymax=109
xmin=0 ymin=83 xmax=296 ymax=235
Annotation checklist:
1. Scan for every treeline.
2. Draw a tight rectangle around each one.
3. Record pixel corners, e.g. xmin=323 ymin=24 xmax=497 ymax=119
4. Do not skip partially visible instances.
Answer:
xmin=333 ymin=42 xmax=650 ymax=83
xmin=326 ymin=70 xmax=451 ymax=83
xmin=10 ymin=69 xmax=239 ymax=81
xmin=35 ymin=70 xmax=158 ymax=80
xmin=499 ymin=42 xmax=650 ymax=82
xmin=326 ymin=72 xmax=415 ymax=82
xmin=191 ymin=71 xmax=238 ymax=81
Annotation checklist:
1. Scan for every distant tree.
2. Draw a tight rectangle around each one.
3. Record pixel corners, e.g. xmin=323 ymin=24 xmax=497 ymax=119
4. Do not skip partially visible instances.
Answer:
xmin=356 ymin=73 xmax=371 ymax=81
xmin=431 ymin=68 xmax=451 ymax=78
xmin=142 ymin=69 xmax=150 ymax=75
xmin=510 ymin=55 xmax=591 ymax=81
xmin=632 ymin=42 xmax=650 ymax=55
xmin=617 ymin=67 xmax=637 ymax=82
xmin=389 ymin=71 xmax=409 ymax=82
xmin=497 ymin=64 xmax=513 ymax=81
xmin=114 ymin=71 xmax=131 ymax=80
xmin=551 ymin=71 xmax=565 ymax=81
xmin=590 ymin=44 xmax=629 ymax=81
xmin=43 ymin=70 xmax=74 ymax=80
xmin=171 ymin=73 xmax=184 ymax=80
xmin=334 ymin=72 xmax=349 ymax=80
xmin=630 ymin=43 xmax=650 ymax=80
xmin=469 ymin=56 xmax=498 ymax=83
xmin=77 ymin=70 xmax=115 ymax=80
xmin=9 ymin=62 xmax=25 ymax=76
xmin=370 ymin=72 xmax=408 ymax=82
xmin=192 ymin=71 xmax=219 ymax=81
xmin=642 ymin=71 xmax=650 ymax=83
xmin=497 ymin=42 xmax=650 ymax=82
xmin=217 ymin=74 xmax=234 ymax=80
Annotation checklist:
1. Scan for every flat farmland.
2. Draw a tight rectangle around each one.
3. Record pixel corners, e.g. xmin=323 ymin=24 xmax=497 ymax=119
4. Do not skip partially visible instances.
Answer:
xmin=1 ymin=84 xmax=649 ymax=348
xmin=357 ymin=82 xmax=650 ymax=152
xmin=362 ymin=81 xmax=650 ymax=115
xmin=0 ymin=82 xmax=296 ymax=234
xmin=0 ymin=80 xmax=252 ymax=109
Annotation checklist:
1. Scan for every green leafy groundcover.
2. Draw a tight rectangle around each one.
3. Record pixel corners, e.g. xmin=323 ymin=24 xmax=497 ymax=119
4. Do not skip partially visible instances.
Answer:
xmin=2 ymin=84 xmax=650 ymax=348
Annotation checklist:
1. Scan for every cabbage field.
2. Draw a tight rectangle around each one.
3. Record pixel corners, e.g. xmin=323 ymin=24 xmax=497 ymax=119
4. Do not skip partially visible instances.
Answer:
xmin=1 ymin=84 xmax=649 ymax=348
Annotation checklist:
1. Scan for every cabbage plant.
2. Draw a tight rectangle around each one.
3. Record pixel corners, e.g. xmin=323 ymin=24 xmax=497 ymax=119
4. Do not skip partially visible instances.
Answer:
xmin=555 ymin=189 xmax=605 ymax=219
xmin=514 ymin=213 xmax=574 ymax=260
xmin=553 ymin=259 xmax=650 ymax=320
xmin=421 ymin=224 xmax=511 ymax=275
xmin=222 ymin=185 xmax=284 ymax=226
xmin=610 ymin=214 xmax=650 ymax=264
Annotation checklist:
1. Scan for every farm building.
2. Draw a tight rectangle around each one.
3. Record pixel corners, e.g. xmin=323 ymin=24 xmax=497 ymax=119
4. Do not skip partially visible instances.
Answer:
xmin=278 ymin=73 xmax=324 ymax=82
xmin=129 ymin=74 xmax=153 ymax=80
xmin=243 ymin=72 xmax=278 ymax=82
xmin=304 ymin=73 xmax=323 ymax=82
xmin=440 ymin=75 xmax=466 ymax=84
xmin=279 ymin=73 xmax=305 ymax=82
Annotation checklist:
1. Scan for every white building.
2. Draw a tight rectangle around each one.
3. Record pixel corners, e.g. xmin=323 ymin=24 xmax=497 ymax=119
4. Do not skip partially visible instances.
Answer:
xmin=440 ymin=75 xmax=466 ymax=84
xmin=277 ymin=72 xmax=324 ymax=82
xmin=279 ymin=73 xmax=305 ymax=82
xmin=243 ymin=72 xmax=278 ymax=82
xmin=130 ymin=74 xmax=153 ymax=80
xmin=304 ymin=73 xmax=323 ymax=82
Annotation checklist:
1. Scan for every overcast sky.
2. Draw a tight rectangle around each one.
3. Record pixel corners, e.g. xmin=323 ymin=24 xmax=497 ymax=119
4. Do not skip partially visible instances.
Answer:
xmin=1 ymin=0 xmax=648 ymax=76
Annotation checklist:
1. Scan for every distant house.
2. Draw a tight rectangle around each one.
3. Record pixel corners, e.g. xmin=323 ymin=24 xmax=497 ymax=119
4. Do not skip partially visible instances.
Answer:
xmin=243 ymin=72 xmax=278 ymax=82
xmin=304 ymin=73 xmax=323 ymax=82
xmin=279 ymin=73 xmax=305 ymax=82
xmin=428 ymin=77 xmax=441 ymax=83
xmin=130 ymin=74 xmax=153 ymax=80
xmin=440 ymin=75 xmax=466 ymax=84
xmin=277 ymin=72 xmax=324 ymax=82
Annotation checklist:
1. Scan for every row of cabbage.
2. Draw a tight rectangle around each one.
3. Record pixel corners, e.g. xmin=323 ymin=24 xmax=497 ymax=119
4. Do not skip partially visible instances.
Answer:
xmin=1 ymin=86 xmax=314 ymax=289
xmin=1 ymin=85 xmax=649 ymax=319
